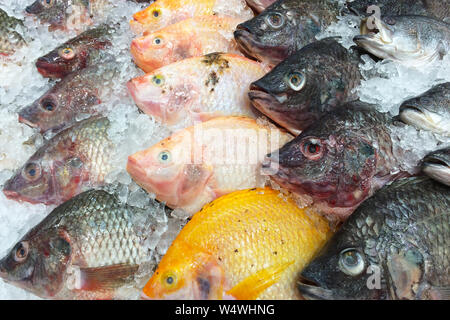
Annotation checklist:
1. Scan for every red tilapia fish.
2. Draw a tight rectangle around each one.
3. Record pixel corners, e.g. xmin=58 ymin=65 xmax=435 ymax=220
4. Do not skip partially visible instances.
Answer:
xmin=130 ymin=0 xmax=254 ymax=34
xmin=3 ymin=117 xmax=113 ymax=206
xmin=263 ymin=102 xmax=414 ymax=221
xmin=131 ymin=16 xmax=243 ymax=73
xmin=127 ymin=116 xmax=292 ymax=215
xmin=127 ymin=53 xmax=267 ymax=130
xmin=0 ymin=189 xmax=179 ymax=300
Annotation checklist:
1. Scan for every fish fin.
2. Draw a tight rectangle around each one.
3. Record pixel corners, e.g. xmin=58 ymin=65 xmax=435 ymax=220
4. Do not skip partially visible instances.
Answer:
xmin=226 ymin=260 xmax=294 ymax=300
xmin=79 ymin=264 xmax=139 ymax=291
xmin=387 ymin=248 xmax=423 ymax=300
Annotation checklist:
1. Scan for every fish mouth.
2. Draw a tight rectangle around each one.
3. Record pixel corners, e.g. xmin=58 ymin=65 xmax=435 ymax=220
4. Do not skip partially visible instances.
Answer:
xmin=18 ymin=113 xmax=38 ymax=129
xmin=35 ymin=58 xmax=64 ymax=78
xmin=354 ymin=17 xmax=394 ymax=58
xmin=399 ymin=105 xmax=448 ymax=134
xmin=3 ymin=189 xmax=20 ymax=200
xmin=422 ymin=155 xmax=450 ymax=186
xmin=234 ymin=28 xmax=261 ymax=60
xmin=297 ymin=276 xmax=335 ymax=300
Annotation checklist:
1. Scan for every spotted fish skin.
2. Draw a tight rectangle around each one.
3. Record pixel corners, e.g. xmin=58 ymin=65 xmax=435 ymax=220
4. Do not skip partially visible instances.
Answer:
xmin=3 ymin=116 xmax=114 ymax=205
xmin=0 ymin=8 xmax=26 ymax=56
xmin=0 ymin=189 xmax=176 ymax=300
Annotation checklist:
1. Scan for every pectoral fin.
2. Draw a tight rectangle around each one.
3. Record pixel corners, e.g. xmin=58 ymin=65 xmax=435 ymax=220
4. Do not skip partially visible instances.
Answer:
xmin=226 ymin=260 xmax=294 ymax=300
xmin=387 ymin=248 xmax=423 ymax=300
xmin=79 ymin=264 xmax=139 ymax=291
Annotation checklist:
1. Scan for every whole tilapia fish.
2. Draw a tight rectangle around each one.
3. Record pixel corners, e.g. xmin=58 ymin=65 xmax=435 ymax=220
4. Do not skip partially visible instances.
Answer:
xmin=131 ymin=16 xmax=243 ymax=73
xmin=245 ymin=0 xmax=276 ymax=13
xmin=130 ymin=0 xmax=254 ymax=34
xmin=127 ymin=53 xmax=266 ymax=130
xmin=127 ymin=116 xmax=292 ymax=215
xmin=0 ymin=8 xmax=26 ymax=56
xmin=234 ymin=0 xmax=341 ymax=66
xmin=354 ymin=15 xmax=450 ymax=66
xmin=346 ymin=0 xmax=450 ymax=21
xmin=25 ymin=0 xmax=108 ymax=31
xmin=263 ymin=102 xmax=411 ymax=221
xmin=399 ymin=82 xmax=450 ymax=136
xmin=422 ymin=148 xmax=450 ymax=186
xmin=142 ymin=188 xmax=331 ymax=300
xmin=298 ymin=177 xmax=450 ymax=300
xmin=36 ymin=24 xmax=114 ymax=78
xmin=0 ymin=189 xmax=178 ymax=300
xmin=19 ymin=60 xmax=119 ymax=134
xmin=249 ymin=38 xmax=361 ymax=135
xmin=3 ymin=116 xmax=114 ymax=205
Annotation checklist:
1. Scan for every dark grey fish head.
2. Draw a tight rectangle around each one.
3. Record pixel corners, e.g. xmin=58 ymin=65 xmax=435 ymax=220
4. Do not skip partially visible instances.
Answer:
xmin=234 ymin=0 xmax=296 ymax=65
xmin=422 ymin=148 xmax=450 ymax=186
xmin=26 ymin=0 xmax=68 ymax=30
xmin=249 ymin=38 xmax=357 ymax=134
xmin=399 ymin=82 xmax=450 ymax=135
xmin=298 ymin=225 xmax=386 ymax=300
xmin=0 ymin=228 xmax=72 ymax=298
xmin=263 ymin=106 xmax=379 ymax=214
xmin=235 ymin=0 xmax=338 ymax=65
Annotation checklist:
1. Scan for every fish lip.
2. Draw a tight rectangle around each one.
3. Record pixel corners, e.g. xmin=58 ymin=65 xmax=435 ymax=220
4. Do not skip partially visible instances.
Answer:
xmin=297 ymin=283 xmax=336 ymax=300
xmin=3 ymin=189 xmax=20 ymax=200
xmin=18 ymin=114 xmax=38 ymax=129
xmin=233 ymin=28 xmax=264 ymax=61
xmin=35 ymin=59 xmax=64 ymax=78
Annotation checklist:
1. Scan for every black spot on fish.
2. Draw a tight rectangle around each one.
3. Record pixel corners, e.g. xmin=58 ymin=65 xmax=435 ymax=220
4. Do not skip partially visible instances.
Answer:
xmin=205 ymin=71 xmax=219 ymax=87
xmin=201 ymin=53 xmax=230 ymax=74
xmin=234 ymin=249 xmax=239 ymax=253
xmin=273 ymin=251 xmax=277 ymax=255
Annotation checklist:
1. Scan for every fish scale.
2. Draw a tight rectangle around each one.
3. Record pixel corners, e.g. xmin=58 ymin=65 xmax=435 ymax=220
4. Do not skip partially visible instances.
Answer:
xmin=143 ymin=188 xmax=331 ymax=300
xmin=299 ymin=177 xmax=450 ymax=300
xmin=0 ymin=8 xmax=26 ymax=55
xmin=0 ymin=189 xmax=177 ymax=299
xmin=3 ymin=116 xmax=114 ymax=205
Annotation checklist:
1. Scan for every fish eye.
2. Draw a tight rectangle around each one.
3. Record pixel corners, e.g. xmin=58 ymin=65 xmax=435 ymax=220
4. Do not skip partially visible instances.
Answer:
xmin=339 ymin=248 xmax=365 ymax=276
xmin=22 ymin=163 xmax=42 ymax=181
xmin=265 ymin=13 xmax=285 ymax=29
xmin=162 ymin=272 xmax=177 ymax=287
xmin=14 ymin=241 xmax=29 ymax=262
xmin=286 ymin=72 xmax=305 ymax=91
xmin=41 ymin=99 xmax=56 ymax=112
xmin=158 ymin=150 xmax=172 ymax=164
xmin=152 ymin=75 xmax=165 ymax=86
xmin=153 ymin=37 xmax=163 ymax=45
xmin=301 ymin=138 xmax=323 ymax=160
xmin=59 ymin=47 xmax=75 ymax=60
xmin=41 ymin=0 xmax=54 ymax=8
xmin=152 ymin=9 xmax=161 ymax=18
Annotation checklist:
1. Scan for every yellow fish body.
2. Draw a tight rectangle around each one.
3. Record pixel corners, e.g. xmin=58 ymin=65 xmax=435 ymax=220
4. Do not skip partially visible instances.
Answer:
xmin=142 ymin=188 xmax=331 ymax=300
xmin=130 ymin=0 xmax=254 ymax=34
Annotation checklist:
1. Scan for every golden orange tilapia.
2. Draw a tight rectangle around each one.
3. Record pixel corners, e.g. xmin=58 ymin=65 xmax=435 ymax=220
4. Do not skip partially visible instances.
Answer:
xmin=130 ymin=0 xmax=254 ymax=34
xmin=142 ymin=187 xmax=331 ymax=300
